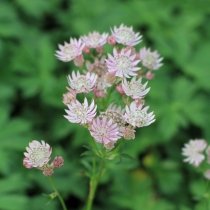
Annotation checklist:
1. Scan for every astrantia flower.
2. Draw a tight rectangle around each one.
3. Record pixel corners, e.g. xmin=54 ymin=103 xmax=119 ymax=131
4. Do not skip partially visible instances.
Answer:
xmin=100 ymin=103 xmax=125 ymax=132
xmin=67 ymin=71 xmax=97 ymax=93
xmin=23 ymin=140 xmax=52 ymax=168
xmin=123 ymin=127 xmax=136 ymax=140
xmin=55 ymin=38 xmax=85 ymax=62
xmin=122 ymin=77 xmax=150 ymax=99
xmin=139 ymin=47 xmax=163 ymax=70
xmin=81 ymin=31 xmax=108 ymax=48
xmin=89 ymin=117 xmax=121 ymax=145
xmin=111 ymin=24 xmax=142 ymax=46
xmin=105 ymin=48 xmax=140 ymax=78
xmin=64 ymin=98 xmax=96 ymax=124
xmin=123 ymin=102 xmax=155 ymax=127
xmin=182 ymin=139 xmax=207 ymax=167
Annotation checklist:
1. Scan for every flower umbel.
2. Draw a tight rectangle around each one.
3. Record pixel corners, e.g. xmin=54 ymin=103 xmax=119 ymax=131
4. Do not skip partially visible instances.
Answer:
xmin=123 ymin=102 xmax=155 ymax=128
xmin=89 ymin=116 xmax=122 ymax=145
xmin=81 ymin=31 xmax=108 ymax=48
xmin=111 ymin=24 xmax=142 ymax=46
xmin=23 ymin=140 xmax=52 ymax=168
xmin=64 ymin=98 xmax=97 ymax=124
xmin=106 ymin=48 xmax=140 ymax=78
xmin=122 ymin=77 xmax=150 ymax=99
xmin=139 ymin=47 xmax=163 ymax=70
xmin=182 ymin=139 xmax=207 ymax=167
xmin=55 ymin=38 xmax=85 ymax=62
xmin=67 ymin=71 xmax=97 ymax=93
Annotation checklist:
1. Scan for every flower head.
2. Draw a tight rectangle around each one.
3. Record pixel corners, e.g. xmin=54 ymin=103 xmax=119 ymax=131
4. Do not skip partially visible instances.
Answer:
xmin=182 ymin=139 xmax=207 ymax=167
xmin=105 ymin=48 xmax=140 ymax=78
xmin=23 ymin=140 xmax=52 ymax=168
xmin=64 ymin=98 xmax=96 ymax=124
xmin=122 ymin=77 xmax=150 ymax=99
xmin=139 ymin=47 xmax=163 ymax=70
xmin=55 ymin=38 xmax=85 ymax=62
xmin=123 ymin=127 xmax=136 ymax=140
xmin=81 ymin=31 xmax=108 ymax=48
xmin=67 ymin=71 xmax=97 ymax=93
xmin=89 ymin=116 xmax=122 ymax=145
xmin=123 ymin=102 xmax=155 ymax=128
xmin=111 ymin=24 xmax=142 ymax=46
xmin=100 ymin=103 xmax=125 ymax=132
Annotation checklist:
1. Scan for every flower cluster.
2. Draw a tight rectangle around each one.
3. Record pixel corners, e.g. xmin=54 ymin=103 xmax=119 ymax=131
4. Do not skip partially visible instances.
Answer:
xmin=58 ymin=24 xmax=163 ymax=150
xmin=23 ymin=140 xmax=64 ymax=176
xmin=182 ymin=139 xmax=210 ymax=180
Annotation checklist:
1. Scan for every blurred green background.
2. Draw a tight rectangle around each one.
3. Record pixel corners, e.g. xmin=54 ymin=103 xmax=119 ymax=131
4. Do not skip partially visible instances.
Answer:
xmin=0 ymin=0 xmax=210 ymax=209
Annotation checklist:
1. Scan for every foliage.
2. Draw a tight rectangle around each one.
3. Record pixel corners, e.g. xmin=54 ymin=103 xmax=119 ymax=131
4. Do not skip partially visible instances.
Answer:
xmin=0 ymin=0 xmax=210 ymax=209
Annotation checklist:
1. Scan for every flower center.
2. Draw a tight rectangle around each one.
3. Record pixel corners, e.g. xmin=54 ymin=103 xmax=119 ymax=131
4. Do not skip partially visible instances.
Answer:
xmin=88 ymin=34 xmax=101 ymax=46
xmin=30 ymin=147 xmax=48 ymax=165
xmin=63 ymin=45 xmax=77 ymax=58
xmin=115 ymin=56 xmax=131 ymax=71
xmin=74 ymin=106 xmax=88 ymax=120
xmin=117 ymin=29 xmax=134 ymax=42
xmin=145 ymin=54 xmax=156 ymax=67
xmin=74 ymin=76 xmax=91 ymax=89
xmin=128 ymin=81 xmax=145 ymax=94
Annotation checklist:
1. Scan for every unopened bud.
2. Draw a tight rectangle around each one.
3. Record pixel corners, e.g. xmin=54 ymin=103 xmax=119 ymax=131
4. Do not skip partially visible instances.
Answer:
xmin=145 ymin=71 xmax=155 ymax=80
xmin=116 ymin=84 xmax=125 ymax=95
xmin=107 ymin=35 xmax=116 ymax=45
xmin=96 ymin=47 xmax=104 ymax=54
xmin=104 ymin=142 xmax=115 ymax=150
xmin=43 ymin=167 xmax=54 ymax=177
xmin=53 ymin=156 xmax=64 ymax=168
xmin=73 ymin=54 xmax=84 ymax=67
xmin=83 ymin=46 xmax=90 ymax=54
xmin=104 ymin=72 xmax=116 ymax=85
xmin=123 ymin=127 xmax=136 ymax=140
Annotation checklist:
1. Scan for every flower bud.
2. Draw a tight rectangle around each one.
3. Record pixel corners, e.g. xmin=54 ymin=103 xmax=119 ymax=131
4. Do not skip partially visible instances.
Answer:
xmin=107 ymin=35 xmax=116 ymax=45
xmin=73 ymin=54 xmax=84 ymax=67
xmin=53 ymin=156 xmax=64 ymax=168
xmin=43 ymin=166 xmax=54 ymax=177
xmin=123 ymin=127 xmax=136 ymax=140
xmin=116 ymin=84 xmax=125 ymax=95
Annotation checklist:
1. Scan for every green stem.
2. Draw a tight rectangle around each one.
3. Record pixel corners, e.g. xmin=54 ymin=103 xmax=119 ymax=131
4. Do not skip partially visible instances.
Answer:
xmin=86 ymin=160 xmax=105 ymax=210
xmin=49 ymin=176 xmax=67 ymax=210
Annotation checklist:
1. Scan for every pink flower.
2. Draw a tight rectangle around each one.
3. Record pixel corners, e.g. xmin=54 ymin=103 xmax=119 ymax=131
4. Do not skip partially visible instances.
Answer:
xmin=89 ymin=117 xmax=121 ymax=145
xmin=122 ymin=77 xmax=150 ymax=99
xmin=55 ymin=38 xmax=85 ymax=62
xmin=64 ymin=98 xmax=96 ymax=124
xmin=23 ymin=140 xmax=52 ymax=168
xmin=182 ymin=139 xmax=207 ymax=167
xmin=81 ymin=31 xmax=108 ymax=48
xmin=105 ymin=48 xmax=140 ymax=78
xmin=111 ymin=24 xmax=142 ymax=46
xmin=67 ymin=71 xmax=97 ymax=93
xmin=123 ymin=102 xmax=155 ymax=127
xmin=139 ymin=47 xmax=163 ymax=70
xmin=53 ymin=156 xmax=64 ymax=168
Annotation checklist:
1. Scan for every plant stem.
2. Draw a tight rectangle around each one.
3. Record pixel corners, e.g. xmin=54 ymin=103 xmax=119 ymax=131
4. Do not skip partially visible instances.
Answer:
xmin=86 ymin=160 xmax=105 ymax=210
xmin=49 ymin=176 xmax=67 ymax=210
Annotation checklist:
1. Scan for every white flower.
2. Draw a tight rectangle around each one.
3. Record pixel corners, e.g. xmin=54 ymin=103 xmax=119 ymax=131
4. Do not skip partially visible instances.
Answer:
xmin=139 ymin=47 xmax=163 ymax=70
xmin=55 ymin=38 xmax=85 ymax=62
xmin=23 ymin=140 xmax=52 ymax=168
xmin=67 ymin=71 xmax=97 ymax=93
xmin=182 ymin=139 xmax=207 ymax=167
xmin=81 ymin=31 xmax=108 ymax=48
xmin=111 ymin=24 xmax=142 ymax=46
xmin=105 ymin=48 xmax=140 ymax=78
xmin=64 ymin=98 xmax=97 ymax=124
xmin=122 ymin=77 xmax=150 ymax=99
xmin=123 ymin=102 xmax=155 ymax=127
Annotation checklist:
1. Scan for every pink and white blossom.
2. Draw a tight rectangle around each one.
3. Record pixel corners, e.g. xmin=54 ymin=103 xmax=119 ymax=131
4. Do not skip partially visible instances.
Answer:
xmin=182 ymin=139 xmax=207 ymax=167
xmin=89 ymin=117 xmax=121 ymax=145
xmin=105 ymin=48 xmax=140 ymax=78
xmin=122 ymin=77 xmax=150 ymax=99
xmin=81 ymin=31 xmax=108 ymax=48
xmin=62 ymin=87 xmax=76 ymax=106
xmin=23 ymin=140 xmax=52 ymax=168
xmin=67 ymin=71 xmax=97 ymax=93
xmin=139 ymin=47 xmax=163 ymax=70
xmin=123 ymin=102 xmax=155 ymax=127
xmin=111 ymin=24 xmax=142 ymax=46
xmin=64 ymin=98 xmax=96 ymax=124
xmin=55 ymin=38 xmax=85 ymax=62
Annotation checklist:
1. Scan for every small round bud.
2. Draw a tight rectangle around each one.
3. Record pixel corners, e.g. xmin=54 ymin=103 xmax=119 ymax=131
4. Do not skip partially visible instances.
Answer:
xmin=53 ymin=156 xmax=64 ymax=168
xmin=107 ymin=35 xmax=116 ymax=45
xmin=145 ymin=71 xmax=155 ymax=80
xmin=62 ymin=87 xmax=76 ymax=106
xmin=43 ymin=166 xmax=54 ymax=177
xmin=83 ymin=46 xmax=90 ymax=54
xmin=123 ymin=127 xmax=136 ymax=140
xmin=96 ymin=47 xmax=104 ymax=54
xmin=116 ymin=84 xmax=125 ymax=95
xmin=73 ymin=54 xmax=84 ymax=67
xmin=104 ymin=142 xmax=115 ymax=150
xmin=93 ymin=87 xmax=106 ymax=98
xmin=104 ymin=72 xmax=116 ymax=85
